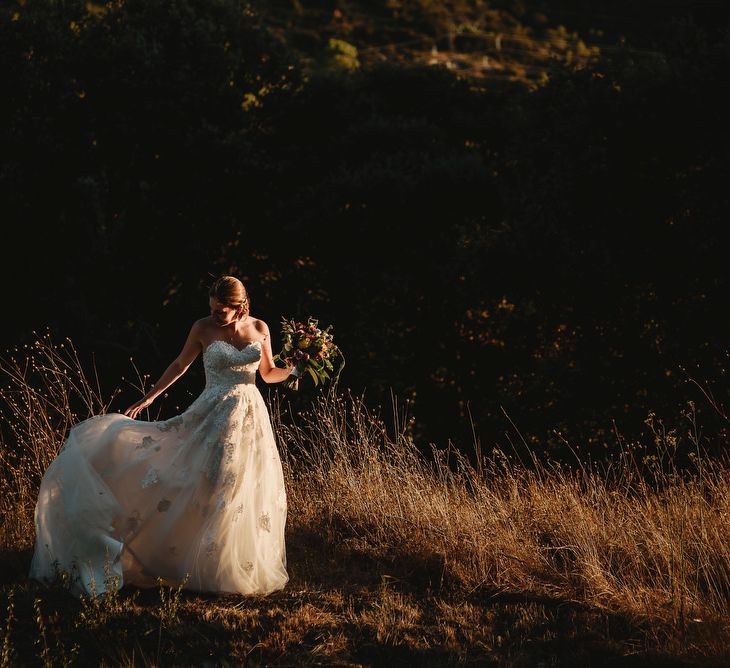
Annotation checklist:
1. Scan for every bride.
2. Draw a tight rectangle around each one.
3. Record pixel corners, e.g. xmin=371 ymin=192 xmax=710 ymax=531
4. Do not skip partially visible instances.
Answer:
xmin=29 ymin=276 xmax=295 ymax=597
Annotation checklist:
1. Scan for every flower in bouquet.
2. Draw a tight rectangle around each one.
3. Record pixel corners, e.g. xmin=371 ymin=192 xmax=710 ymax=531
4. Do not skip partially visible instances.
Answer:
xmin=273 ymin=316 xmax=345 ymax=390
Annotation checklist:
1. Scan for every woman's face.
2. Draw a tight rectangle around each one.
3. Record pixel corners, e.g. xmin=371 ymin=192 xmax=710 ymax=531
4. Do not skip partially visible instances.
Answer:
xmin=209 ymin=297 xmax=240 ymax=326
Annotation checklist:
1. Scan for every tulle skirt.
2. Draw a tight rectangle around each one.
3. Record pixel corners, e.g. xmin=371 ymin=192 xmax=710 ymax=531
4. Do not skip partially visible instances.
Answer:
xmin=29 ymin=384 xmax=288 ymax=597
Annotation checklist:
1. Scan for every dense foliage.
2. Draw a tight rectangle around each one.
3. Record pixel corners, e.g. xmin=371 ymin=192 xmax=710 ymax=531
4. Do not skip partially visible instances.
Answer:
xmin=2 ymin=0 xmax=730 ymax=460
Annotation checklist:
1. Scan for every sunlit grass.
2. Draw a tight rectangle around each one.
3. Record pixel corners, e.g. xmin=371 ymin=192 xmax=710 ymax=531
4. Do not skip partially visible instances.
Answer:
xmin=275 ymin=387 xmax=730 ymax=630
xmin=0 ymin=335 xmax=728 ymax=665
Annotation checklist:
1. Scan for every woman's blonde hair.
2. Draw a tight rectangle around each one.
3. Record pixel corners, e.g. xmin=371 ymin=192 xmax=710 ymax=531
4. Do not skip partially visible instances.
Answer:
xmin=208 ymin=275 xmax=249 ymax=317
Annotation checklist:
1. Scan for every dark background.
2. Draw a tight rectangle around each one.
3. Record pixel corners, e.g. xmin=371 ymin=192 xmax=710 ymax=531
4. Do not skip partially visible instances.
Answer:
xmin=2 ymin=0 xmax=730 ymax=461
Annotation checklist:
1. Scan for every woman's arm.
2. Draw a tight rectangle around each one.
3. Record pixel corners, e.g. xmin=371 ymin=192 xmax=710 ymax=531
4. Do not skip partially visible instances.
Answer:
xmin=123 ymin=321 xmax=204 ymax=419
xmin=256 ymin=320 xmax=295 ymax=384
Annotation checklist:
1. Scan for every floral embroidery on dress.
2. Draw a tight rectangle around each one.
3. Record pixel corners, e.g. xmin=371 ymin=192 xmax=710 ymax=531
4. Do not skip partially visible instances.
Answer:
xmin=242 ymin=409 xmax=255 ymax=432
xmin=136 ymin=435 xmax=160 ymax=451
xmin=141 ymin=467 xmax=159 ymax=488
xmin=205 ymin=444 xmax=224 ymax=483
xmin=204 ymin=432 xmax=239 ymax=483
xmin=157 ymin=415 xmax=184 ymax=432
xmin=232 ymin=503 xmax=244 ymax=521
xmin=258 ymin=512 xmax=271 ymax=532
xmin=184 ymin=409 xmax=203 ymax=427
xmin=243 ymin=561 xmax=254 ymax=573
xmin=126 ymin=510 xmax=141 ymax=533
xmin=203 ymin=528 xmax=219 ymax=557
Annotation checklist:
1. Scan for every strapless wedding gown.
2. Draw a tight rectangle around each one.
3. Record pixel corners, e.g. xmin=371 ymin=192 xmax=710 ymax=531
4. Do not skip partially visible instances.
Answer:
xmin=29 ymin=339 xmax=288 ymax=597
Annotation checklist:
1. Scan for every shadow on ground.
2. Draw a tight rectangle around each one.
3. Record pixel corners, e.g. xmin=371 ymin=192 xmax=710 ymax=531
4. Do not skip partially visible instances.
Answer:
xmin=0 ymin=528 xmax=724 ymax=667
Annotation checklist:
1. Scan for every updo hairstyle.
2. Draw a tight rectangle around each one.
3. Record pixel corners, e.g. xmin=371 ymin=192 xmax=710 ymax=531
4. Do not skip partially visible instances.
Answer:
xmin=209 ymin=275 xmax=249 ymax=318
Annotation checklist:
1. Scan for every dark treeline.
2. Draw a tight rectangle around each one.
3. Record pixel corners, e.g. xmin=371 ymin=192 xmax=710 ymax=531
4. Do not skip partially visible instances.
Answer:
xmin=2 ymin=0 xmax=730 ymax=461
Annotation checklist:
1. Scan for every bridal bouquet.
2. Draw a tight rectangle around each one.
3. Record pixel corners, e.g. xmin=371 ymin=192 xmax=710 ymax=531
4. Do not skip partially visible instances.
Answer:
xmin=274 ymin=316 xmax=345 ymax=390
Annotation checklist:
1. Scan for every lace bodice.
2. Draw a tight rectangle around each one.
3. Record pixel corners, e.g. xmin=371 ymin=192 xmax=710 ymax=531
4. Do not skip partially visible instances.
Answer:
xmin=203 ymin=339 xmax=261 ymax=390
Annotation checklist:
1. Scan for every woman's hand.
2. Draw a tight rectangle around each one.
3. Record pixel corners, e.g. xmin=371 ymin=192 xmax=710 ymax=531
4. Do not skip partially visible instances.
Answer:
xmin=124 ymin=396 xmax=154 ymax=419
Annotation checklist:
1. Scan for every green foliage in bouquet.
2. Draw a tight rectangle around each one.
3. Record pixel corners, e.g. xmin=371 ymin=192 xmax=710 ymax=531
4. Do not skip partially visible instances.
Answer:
xmin=273 ymin=317 xmax=345 ymax=390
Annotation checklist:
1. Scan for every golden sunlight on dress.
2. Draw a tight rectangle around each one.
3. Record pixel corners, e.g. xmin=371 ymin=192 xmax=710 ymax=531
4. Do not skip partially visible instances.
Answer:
xmin=30 ymin=340 xmax=288 ymax=597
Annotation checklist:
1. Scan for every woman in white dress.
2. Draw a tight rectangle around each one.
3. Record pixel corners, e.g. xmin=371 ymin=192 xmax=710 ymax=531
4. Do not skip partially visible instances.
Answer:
xmin=29 ymin=276 xmax=295 ymax=597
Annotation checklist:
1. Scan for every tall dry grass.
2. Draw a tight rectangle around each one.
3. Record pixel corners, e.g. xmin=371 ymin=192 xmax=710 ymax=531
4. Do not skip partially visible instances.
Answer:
xmin=0 ymin=333 xmax=122 ymax=546
xmin=1 ymin=334 xmax=729 ymax=655
xmin=273 ymin=390 xmax=730 ymax=635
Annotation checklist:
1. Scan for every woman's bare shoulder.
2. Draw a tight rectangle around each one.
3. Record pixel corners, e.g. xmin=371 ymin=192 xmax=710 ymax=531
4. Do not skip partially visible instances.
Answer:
xmin=249 ymin=316 xmax=270 ymax=337
xmin=191 ymin=316 xmax=216 ymax=337
xmin=192 ymin=316 xmax=214 ymax=330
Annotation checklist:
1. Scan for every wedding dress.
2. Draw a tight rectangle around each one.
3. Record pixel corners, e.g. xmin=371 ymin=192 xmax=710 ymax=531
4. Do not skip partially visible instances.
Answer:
xmin=29 ymin=339 xmax=288 ymax=597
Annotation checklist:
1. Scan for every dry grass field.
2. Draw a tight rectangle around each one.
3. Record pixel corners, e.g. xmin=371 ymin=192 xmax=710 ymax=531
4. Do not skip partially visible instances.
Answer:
xmin=0 ymin=335 xmax=728 ymax=666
